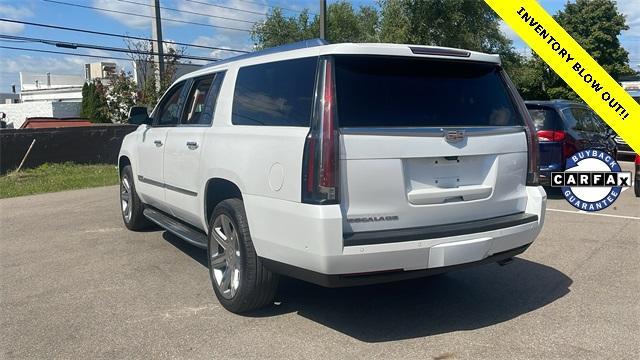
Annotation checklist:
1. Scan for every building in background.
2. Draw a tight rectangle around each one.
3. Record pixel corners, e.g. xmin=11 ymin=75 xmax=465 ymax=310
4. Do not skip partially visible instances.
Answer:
xmin=0 ymin=62 xmax=122 ymax=128
xmin=620 ymin=75 xmax=640 ymax=100
xmin=85 ymin=62 xmax=116 ymax=84
xmin=0 ymin=92 xmax=19 ymax=104
xmin=19 ymin=72 xmax=85 ymax=103
xmin=0 ymin=72 xmax=85 ymax=127
xmin=0 ymin=101 xmax=83 ymax=129
xmin=0 ymin=60 xmax=201 ymax=128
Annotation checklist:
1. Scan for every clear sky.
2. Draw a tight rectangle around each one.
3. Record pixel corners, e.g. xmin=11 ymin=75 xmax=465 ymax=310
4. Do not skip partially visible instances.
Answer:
xmin=0 ymin=0 xmax=639 ymax=93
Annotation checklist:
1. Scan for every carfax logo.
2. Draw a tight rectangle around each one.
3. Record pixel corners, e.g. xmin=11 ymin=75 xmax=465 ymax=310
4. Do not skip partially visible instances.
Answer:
xmin=551 ymin=149 xmax=632 ymax=211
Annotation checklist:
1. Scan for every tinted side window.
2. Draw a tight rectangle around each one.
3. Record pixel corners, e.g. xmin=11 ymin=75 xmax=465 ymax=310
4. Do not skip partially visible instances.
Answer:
xmin=180 ymin=72 xmax=225 ymax=126
xmin=181 ymin=75 xmax=214 ymax=125
xmin=232 ymin=57 xmax=317 ymax=126
xmin=156 ymin=82 xmax=186 ymax=126
xmin=590 ymin=111 xmax=607 ymax=132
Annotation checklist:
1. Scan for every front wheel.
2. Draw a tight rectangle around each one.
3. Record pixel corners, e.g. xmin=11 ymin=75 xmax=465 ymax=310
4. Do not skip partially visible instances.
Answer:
xmin=120 ymin=165 xmax=150 ymax=230
xmin=207 ymin=198 xmax=279 ymax=313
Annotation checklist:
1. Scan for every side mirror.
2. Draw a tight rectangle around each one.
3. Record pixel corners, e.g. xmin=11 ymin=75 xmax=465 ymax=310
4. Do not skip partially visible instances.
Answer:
xmin=0 ymin=111 xmax=6 ymax=120
xmin=128 ymin=106 xmax=152 ymax=125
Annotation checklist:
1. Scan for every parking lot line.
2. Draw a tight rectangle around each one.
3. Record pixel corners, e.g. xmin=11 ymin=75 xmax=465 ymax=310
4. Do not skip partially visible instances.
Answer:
xmin=547 ymin=208 xmax=640 ymax=220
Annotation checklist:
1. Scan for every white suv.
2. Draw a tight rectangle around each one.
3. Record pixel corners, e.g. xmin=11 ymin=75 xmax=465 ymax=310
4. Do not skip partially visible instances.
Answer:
xmin=119 ymin=40 xmax=546 ymax=313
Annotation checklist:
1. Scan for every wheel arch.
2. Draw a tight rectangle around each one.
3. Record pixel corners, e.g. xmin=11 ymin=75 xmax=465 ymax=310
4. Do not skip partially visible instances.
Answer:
xmin=204 ymin=177 xmax=244 ymax=229
xmin=118 ymin=155 xmax=131 ymax=175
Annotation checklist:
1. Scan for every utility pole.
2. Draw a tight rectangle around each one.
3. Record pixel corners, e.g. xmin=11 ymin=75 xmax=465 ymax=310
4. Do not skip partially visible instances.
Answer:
xmin=151 ymin=0 xmax=164 ymax=90
xmin=319 ymin=0 xmax=326 ymax=40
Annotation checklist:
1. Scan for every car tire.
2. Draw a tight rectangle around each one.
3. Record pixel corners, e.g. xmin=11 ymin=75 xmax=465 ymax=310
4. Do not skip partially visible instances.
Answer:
xmin=120 ymin=165 xmax=150 ymax=231
xmin=635 ymin=181 xmax=640 ymax=197
xmin=207 ymin=198 xmax=279 ymax=313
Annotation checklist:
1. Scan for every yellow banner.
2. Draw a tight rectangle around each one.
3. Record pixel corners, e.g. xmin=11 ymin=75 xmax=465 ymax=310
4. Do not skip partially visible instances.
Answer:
xmin=485 ymin=0 xmax=639 ymax=154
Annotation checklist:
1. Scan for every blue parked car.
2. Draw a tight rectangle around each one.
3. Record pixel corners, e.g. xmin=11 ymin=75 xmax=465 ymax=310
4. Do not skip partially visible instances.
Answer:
xmin=525 ymin=100 xmax=617 ymax=186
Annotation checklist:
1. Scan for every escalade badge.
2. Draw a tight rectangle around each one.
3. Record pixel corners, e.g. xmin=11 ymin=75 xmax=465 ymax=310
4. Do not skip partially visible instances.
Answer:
xmin=347 ymin=215 xmax=399 ymax=223
xmin=444 ymin=129 xmax=466 ymax=143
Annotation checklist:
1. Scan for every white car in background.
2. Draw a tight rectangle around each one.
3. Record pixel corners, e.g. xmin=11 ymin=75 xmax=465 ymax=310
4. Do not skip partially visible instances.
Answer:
xmin=118 ymin=39 xmax=547 ymax=313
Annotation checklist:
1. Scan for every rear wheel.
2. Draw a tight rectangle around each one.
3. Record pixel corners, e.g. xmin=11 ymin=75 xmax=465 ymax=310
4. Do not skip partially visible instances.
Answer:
xmin=207 ymin=198 xmax=279 ymax=313
xmin=635 ymin=179 xmax=639 ymax=197
xmin=120 ymin=165 xmax=150 ymax=230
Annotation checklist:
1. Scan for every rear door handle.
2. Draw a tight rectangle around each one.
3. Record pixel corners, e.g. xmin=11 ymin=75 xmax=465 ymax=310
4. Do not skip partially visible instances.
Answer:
xmin=154 ymin=140 xmax=163 ymax=147
xmin=186 ymin=141 xmax=199 ymax=150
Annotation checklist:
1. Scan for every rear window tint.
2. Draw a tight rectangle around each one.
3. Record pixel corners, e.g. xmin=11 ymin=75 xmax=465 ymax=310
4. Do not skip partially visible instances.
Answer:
xmin=232 ymin=57 xmax=317 ymax=126
xmin=334 ymin=56 xmax=522 ymax=127
xmin=562 ymin=107 xmax=598 ymax=132
xmin=527 ymin=107 xmax=560 ymax=131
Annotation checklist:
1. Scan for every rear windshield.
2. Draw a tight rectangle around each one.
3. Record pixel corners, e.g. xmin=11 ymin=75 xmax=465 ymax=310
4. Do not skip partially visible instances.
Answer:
xmin=561 ymin=107 xmax=603 ymax=133
xmin=334 ymin=56 xmax=522 ymax=127
xmin=527 ymin=107 xmax=561 ymax=131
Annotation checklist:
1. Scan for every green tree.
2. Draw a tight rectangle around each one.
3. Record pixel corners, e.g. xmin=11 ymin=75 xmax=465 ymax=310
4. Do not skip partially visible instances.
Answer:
xmin=525 ymin=0 xmax=634 ymax=100
xmin=380 ymin=0 xmax=511 ymax=52
xmin=251 ymin=9 xmax=316 ymax=49
xmin=106 ymin=71 xmax=138 ymax=123
xmin=251 ymin=1 xmax=378 ymax=49
xmin=379 ymin=0 xmax=523 ymax=74
xmin=326 ymin=1 xmax=379 ymax=43
xmin=510 ymin=56 xmax=550 ymax=100
xmin=81 ymin=79 xmax=110 ymax=123
xmin=252 ymin=0 xmax=522 ymax=80
xmin=80 ymin=82 xmax=89 ymax=118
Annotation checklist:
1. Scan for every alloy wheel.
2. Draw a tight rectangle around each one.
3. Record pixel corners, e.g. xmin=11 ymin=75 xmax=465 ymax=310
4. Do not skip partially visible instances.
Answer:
xmin=120 ymin=175 xmax=132 ymax=222
xmin=210 ymin=214 xmax=242 ymax=299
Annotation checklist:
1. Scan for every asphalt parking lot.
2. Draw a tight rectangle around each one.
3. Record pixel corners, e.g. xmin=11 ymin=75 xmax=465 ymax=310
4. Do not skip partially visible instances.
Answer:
xmin=1 ymin=162 xmax=638 ymax=359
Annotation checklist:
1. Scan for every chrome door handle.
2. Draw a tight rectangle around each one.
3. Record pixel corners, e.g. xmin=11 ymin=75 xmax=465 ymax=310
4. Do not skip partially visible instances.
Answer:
xmin=154 ymin=140 xmax=163 ymax=147
xmin=186 ymin=141 xmax=199 ymax=150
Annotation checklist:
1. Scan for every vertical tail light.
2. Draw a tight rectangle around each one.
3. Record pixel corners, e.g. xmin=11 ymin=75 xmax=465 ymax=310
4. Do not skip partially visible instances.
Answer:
xmin=523 ymin=110 xmax=540 ymax=186
xmin=302 ymin=57 xmax=339 ymax=204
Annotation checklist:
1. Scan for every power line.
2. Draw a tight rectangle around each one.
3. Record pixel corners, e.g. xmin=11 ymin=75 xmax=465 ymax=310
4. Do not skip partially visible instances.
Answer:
xmin=183 ymin=0 xmax=266 ymax=16
xmin=0 ymin=45 xmax=135 ymax=62
xmin=115 ymin=0 xmax=256 ymax=24
xmin=0 ymin=44 xmax=220 ymax=66
xmin=0 ymin=34 xmax=219 ymax=62
xmin=0 ymin=18 xmax=250 ymax=53
xmin=42 ymin=0 xmax=253 ymax=32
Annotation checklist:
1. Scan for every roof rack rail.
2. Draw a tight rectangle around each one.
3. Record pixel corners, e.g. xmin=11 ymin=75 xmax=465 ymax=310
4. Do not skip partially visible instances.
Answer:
xmin=204 ymin=38 xmax=330 ymax=68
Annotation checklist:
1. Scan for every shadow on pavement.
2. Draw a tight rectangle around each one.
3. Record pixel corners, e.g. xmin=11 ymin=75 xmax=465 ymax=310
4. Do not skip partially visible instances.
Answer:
xmin=162 ymin=232 xmax=208 ymax=267
xmin=543 ymin=186 xmax=565 ymax=199
xmin=162 ymin=232 xmax=572 ymax=343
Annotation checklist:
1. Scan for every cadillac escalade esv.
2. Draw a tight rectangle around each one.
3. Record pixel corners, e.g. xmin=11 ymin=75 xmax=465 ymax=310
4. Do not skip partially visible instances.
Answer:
xmin=118 ymin=39 xmax=547 ymax=313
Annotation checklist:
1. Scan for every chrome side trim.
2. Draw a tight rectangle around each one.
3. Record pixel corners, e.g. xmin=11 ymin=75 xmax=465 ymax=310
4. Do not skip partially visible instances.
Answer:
xmin=340 ymin=126 xmax=525 ymax=137
xmin=137 ymin=175 xmax=164 ymax=188
xmin=137 ymin=175 xmax=198 ymax=197
xmin=166 ymin=184 xmax=198 ymax=197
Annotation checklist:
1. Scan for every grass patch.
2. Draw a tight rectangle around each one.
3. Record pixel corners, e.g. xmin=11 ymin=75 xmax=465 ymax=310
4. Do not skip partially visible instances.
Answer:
xmin=0 ymin=162 xmax=119 ymax=199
